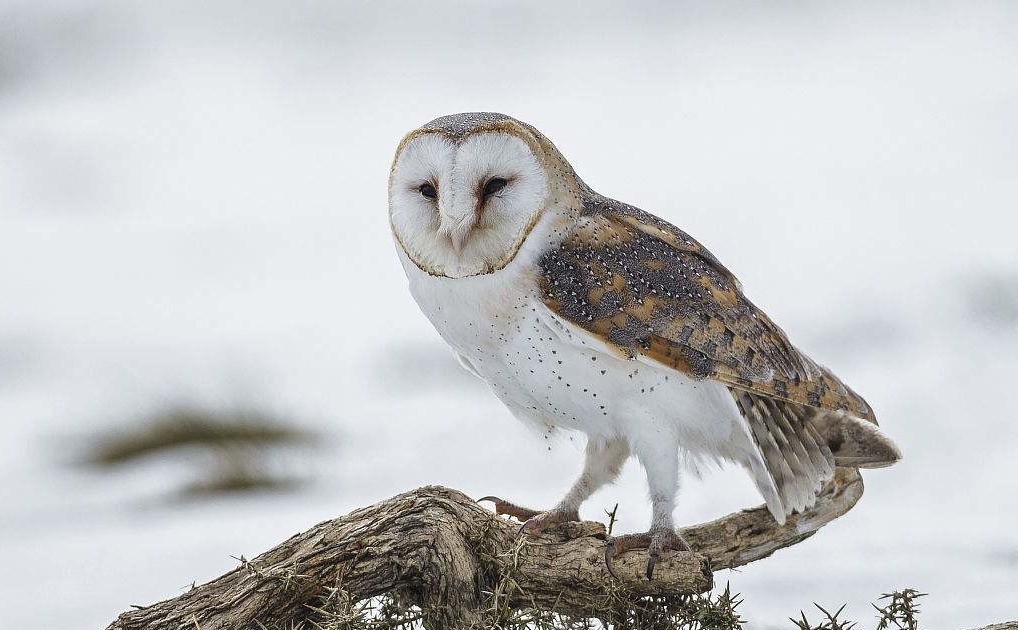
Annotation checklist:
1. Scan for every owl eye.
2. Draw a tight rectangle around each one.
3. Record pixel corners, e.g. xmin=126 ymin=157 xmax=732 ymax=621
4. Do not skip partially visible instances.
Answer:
xmin=418 ymin=182 xmax=437 ymax=200
xmin=482 ymin=178 xmax=508 ymax=198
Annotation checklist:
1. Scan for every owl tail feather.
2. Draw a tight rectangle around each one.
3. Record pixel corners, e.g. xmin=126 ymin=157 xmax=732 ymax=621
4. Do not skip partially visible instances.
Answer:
xmin=733 ymin=388 xmax=902 ymax=525
xmin=809 ymin=411 xmax=903 ymax=469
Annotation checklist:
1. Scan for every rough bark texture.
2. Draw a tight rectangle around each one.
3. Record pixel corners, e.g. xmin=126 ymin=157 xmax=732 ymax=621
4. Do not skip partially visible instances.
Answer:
xmin=106 ymin=472 xmax=864 ymax=630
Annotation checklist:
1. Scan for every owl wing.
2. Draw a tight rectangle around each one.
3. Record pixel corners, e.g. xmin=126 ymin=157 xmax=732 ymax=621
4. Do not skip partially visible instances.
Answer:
xmin=538 ymin=199 xmax=899 ymax=521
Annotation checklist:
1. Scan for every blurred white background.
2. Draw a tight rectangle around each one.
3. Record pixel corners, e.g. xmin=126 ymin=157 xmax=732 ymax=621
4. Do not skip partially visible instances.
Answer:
xmin=1 ymin=1 xmax=1017 ymax=628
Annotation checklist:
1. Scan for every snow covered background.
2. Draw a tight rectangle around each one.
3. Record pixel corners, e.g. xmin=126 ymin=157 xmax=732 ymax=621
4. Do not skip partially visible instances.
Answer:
xmin=2 ymin=1 xmax=1017 ymax=628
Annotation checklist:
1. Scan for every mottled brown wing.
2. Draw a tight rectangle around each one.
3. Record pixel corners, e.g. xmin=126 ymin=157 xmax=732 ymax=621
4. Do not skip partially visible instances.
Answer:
xmin=538 ymin=198 xmax=875 ymax=422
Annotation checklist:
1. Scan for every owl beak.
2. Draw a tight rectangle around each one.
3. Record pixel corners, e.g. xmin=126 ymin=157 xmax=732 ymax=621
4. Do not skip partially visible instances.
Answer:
xmin=440 ymin=212 xmax=478 ymax=255
xmin=450 ymin=232 xmax=466 ymax=254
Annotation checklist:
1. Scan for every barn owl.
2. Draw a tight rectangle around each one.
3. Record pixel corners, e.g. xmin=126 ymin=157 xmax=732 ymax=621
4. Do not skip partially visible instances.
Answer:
xmin=388 ymin=112 xmax=901 ymax=579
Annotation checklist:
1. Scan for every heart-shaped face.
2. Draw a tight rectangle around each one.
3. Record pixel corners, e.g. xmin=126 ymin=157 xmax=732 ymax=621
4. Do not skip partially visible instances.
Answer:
xmin=389 ymin=122 xmax=549 ymax=278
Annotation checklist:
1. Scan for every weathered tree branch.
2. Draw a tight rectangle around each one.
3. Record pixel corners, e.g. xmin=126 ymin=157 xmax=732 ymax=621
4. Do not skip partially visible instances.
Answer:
xmin=106 ymin=470 xmax=864 ymax=630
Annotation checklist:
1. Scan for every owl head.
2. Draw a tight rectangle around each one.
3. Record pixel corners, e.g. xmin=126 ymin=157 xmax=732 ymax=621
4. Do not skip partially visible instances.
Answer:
xmin=389 ymin=112 xmax=584 ymax=278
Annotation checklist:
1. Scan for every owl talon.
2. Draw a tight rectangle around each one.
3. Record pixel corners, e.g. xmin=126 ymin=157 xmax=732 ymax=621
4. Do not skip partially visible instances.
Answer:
xmin=604 ymin=538 xmax=622 ymax=580
xmin=604 ymin=529 xmax=691 ymax=580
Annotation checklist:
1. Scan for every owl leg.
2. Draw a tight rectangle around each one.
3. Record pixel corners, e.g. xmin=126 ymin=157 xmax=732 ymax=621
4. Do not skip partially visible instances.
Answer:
xmin=605 ymin=435 xmax=690 ymax=580
xmin=480 ymin=437 xmax=629 ymax=534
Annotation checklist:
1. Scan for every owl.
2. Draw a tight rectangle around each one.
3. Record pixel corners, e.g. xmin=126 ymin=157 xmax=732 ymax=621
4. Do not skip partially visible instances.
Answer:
xmin=388 ymin=112 xmax=901 ymax=579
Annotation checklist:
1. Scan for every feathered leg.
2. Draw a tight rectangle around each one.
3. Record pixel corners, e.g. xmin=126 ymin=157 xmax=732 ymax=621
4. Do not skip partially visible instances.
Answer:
xmin=481 ymin=437 xmax=629 ymax=533
xmin=606 ymin=432 xmax=690 ymax=580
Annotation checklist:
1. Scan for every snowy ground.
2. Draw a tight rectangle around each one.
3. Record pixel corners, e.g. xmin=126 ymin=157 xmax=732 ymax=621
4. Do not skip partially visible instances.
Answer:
xmin=1 ymin=1 xmax=1017 ymax=628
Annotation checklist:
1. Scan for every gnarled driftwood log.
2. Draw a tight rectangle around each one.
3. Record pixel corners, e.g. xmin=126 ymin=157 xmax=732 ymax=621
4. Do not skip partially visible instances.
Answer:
xmin=106 ymin=469 xmax=863 ymax=630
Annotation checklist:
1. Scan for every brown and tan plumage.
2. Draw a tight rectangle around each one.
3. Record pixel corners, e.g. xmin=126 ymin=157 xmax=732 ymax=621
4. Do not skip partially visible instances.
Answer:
xmin=541 ymin=199 xmax=871 ymax=417
xmin=389 ymin=112 xmax=901 ymax=579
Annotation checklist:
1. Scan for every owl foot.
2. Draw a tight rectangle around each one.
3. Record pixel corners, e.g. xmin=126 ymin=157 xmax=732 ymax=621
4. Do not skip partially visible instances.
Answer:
xmin=478 ymin=497 xmax=579 ymax=534
xmin=604 ymin=528 xmax=691 ymax=580
xmin=478 ymin=496 xmax=541 ymax=522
